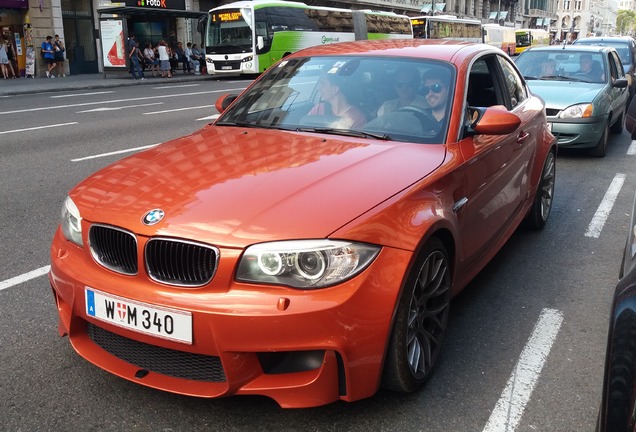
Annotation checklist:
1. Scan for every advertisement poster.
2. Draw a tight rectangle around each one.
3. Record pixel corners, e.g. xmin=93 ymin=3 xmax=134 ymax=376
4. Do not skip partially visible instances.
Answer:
xmin=14 ymin=32 xmax=22 ymax=55
xmin=25 ymin=46 xmax=34 ymax=77
xmin=100 ymin=19 xmax=126 ymax=68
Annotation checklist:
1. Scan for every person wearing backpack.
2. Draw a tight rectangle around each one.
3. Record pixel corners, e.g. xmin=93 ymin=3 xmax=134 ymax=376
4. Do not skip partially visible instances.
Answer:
xmin=41 ymin=35 xmax=56 ymax=78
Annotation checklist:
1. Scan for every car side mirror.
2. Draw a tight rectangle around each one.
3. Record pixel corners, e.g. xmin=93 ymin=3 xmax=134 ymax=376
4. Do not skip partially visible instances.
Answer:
xmin=613 ymin=78 xmax=629 ymax=89
xmin=215 ymin=94 xmax=239 ymax=114
xmin=257 ymin=36 xmax=265 ymax=51
xmin=465 ymin=106 xmax=521 ymax=137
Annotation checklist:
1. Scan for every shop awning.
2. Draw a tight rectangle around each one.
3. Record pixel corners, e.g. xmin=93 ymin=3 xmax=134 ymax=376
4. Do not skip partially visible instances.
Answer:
xmin=97 ymin=6 xmax=207 ymax=19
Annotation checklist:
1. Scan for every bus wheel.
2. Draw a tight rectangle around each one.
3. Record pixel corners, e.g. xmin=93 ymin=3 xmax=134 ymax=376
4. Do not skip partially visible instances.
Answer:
xmin=283 ymin=52 xmax=292 ymax=58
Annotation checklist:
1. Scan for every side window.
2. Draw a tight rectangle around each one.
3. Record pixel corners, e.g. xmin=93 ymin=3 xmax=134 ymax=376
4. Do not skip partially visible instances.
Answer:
xmin=466 ymin=56 xmax=500 ymax=108
xmin=610 ymin=52 xmax=625 ymax=79
xmin=497 ymin=55 xmax=527 ymax=109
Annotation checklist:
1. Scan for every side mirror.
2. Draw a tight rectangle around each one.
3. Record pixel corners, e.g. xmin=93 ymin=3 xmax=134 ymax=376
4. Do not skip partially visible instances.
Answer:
xmin=465 ymin=105 xmax=521 ymax=136
xmin=613 ymin=78 xmax=629 ymax=89
xmin=215 ymin=93 xmax=239 ymax=114
xmin=257 ymin=36 xmax=264 ymax=51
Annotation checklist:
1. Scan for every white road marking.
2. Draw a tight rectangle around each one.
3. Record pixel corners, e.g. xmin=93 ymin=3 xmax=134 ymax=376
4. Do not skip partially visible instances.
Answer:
xmin=0 ymin=88 xmax=247 ymax=115
xmin=483 ymin=308 xmax=564 ymax=432
xmin=0 ymin=122 xmax=78 ymax=135
xmin=152 ymin=84 xmax=200 ymax=89
xmin=50 ymin=91 xmax=115 ymax=98
xmin=71 ymin=143 xmax=160 ymax=162
xmin=585 ymin=173 xmax=626 ymax=238
xmin=0 ymin=266 xmax=50 ymax=292
xmin=628 ymin=140 xmax=636 ymax=156
xmin=77 ymin=102 xmax=163 ymax=113
xmin=196 ymin=114 xmax=220 ymax=121
xmin=143 ymin=105 xmax=214 ymax=115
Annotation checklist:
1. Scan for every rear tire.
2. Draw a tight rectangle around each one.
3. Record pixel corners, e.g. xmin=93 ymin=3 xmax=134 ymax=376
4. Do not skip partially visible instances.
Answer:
xmin=382 ymin=238 xmax=451 ymax=393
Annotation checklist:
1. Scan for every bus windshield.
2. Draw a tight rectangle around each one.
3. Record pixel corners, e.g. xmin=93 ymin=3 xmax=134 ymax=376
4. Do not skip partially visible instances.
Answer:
xmin=516 ymin=31 xmax=531 ymax=48
xmin=207 ymin=8 xmax=253 ymax=54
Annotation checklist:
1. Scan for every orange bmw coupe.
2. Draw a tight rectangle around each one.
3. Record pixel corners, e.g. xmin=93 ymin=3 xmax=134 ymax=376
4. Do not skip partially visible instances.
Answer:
xmin=49 ymin=39 xmax=556 ymax=408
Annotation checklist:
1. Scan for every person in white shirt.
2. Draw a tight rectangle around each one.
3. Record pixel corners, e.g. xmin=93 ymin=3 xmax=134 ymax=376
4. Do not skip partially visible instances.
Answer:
xmin=156 ymin=40 xmax=172 ymax=78
xmin=185 ymin=42 xmax=197 ymax=74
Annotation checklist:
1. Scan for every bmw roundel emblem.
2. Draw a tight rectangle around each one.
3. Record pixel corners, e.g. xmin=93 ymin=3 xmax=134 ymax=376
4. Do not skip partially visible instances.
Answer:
xmin=142 ymin=209 xmax=165 ymax=226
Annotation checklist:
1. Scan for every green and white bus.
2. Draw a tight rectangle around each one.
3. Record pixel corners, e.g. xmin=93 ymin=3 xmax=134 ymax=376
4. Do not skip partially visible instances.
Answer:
xmin=205 ymin=0 xmax=413 ymax=76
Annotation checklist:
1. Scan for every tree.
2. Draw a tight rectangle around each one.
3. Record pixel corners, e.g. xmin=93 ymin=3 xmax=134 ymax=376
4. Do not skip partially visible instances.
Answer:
xmin=616 ymin=10 xmax=636 ymax=36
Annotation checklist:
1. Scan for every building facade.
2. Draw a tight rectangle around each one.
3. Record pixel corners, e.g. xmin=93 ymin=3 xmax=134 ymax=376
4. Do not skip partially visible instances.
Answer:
xmin=554 ymin=0 xmax=618 ymax=41
xmin=0 ymin=0 xmax=566 ymax=78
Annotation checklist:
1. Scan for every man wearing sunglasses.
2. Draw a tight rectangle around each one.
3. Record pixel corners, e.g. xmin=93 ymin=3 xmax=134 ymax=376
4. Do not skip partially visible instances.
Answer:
xmin=421 ymin=71 xmax=450 ymax=128
xmin=377 ymin=65 xmax=428 ymax=117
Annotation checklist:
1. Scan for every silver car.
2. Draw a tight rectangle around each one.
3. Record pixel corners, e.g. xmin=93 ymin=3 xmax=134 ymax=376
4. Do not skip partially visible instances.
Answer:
xmin=515 ymin=45 xmax=628 ymax=157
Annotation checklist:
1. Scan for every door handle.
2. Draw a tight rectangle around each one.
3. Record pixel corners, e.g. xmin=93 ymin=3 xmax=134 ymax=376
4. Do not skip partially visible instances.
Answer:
xmin=517 ymin=131 xmax=530 ymax=143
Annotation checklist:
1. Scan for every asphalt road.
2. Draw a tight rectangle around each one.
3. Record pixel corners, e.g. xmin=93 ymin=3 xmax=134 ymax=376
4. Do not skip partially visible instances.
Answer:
xmin=1 ymin=80 xmax=635 ymax=432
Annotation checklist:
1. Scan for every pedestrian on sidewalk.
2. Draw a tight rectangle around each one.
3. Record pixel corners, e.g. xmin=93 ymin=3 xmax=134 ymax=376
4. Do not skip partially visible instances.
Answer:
xmin=157 ymin=40 xmax=172 ymax=78
xmin=41 ymin=35 xmax=57 ymax=78
xmin=127 ymin=33 xmax=143 ymax=80
xmin=5 ymin=39 xmax=18 ymax=78
xmin=53 ymin=34 xmax=66 ymax=77
xmin=0 ymin=38 xmax=9 ymax=79
xmin=144 ymin=42 xmax=159 ymax=76
xmin=190 ymin=44 xmax=205 ymax=75
xmin=175 ymin=42 xmax=191 ymax=74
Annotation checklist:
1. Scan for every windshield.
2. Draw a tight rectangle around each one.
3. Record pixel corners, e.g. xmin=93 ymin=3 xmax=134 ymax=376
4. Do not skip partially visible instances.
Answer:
xmin=576 ymin=40 xmax=631 ymax=66
xmin=216 ymin=56 xmax=455 ymax=144
xmin=515 ymin=50 xmax=606 ymax=84
xmin=206 ymin=8 xmax=253 ymax=54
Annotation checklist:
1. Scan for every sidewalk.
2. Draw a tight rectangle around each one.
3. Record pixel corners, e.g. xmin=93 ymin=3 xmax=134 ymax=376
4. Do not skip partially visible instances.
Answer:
xmin=0 ymin=70 xmax=222 ymax=97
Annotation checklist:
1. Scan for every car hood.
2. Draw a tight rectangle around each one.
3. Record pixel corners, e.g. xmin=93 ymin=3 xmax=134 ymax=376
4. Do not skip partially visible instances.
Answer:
xmin=527 ymin=80 xmax=605 ymax=110
xmin=71 ymin=126 xmax=447 ymax=248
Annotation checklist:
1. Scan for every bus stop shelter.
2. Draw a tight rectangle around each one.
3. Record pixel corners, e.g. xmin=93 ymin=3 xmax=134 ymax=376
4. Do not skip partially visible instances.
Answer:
xmin=97 ymin=5 xmax=207 ymax=78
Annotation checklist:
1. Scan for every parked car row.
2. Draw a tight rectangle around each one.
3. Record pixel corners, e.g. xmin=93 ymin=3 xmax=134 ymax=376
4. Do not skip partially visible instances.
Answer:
xmin=47 ymin=35 xmax=634 ymax=423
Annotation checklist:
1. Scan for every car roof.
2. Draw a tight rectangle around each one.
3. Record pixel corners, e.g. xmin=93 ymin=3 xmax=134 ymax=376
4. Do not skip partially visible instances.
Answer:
xmin=521 ymin=45 xmax=617 ymax=54
xmin=575 ymin=36 xmax=634 ymax=43
xmin=285 ymin=39 xmax=502 ymax=62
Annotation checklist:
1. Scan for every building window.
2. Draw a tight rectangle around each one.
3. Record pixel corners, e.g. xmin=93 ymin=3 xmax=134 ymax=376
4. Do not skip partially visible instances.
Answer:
xmin=564 ymin=0 xmax=571 ymax=9
xmin=574 ymin=0 xmax=581 ymax=10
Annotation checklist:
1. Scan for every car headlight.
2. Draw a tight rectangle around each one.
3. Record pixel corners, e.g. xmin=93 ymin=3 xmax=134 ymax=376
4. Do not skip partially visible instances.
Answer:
xmin=61 ymin=196 xmax=83 ymax=247
xmin=236 ymin=240 xmax=381 ymax=289
xmin=559 ymin=103 xmax=594 ymax=119
xmin=242 ymin=56 xmax=253 ymax=63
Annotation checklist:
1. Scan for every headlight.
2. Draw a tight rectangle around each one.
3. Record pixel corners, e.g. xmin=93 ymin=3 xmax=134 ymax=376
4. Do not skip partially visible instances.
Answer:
xmin=61 ymin=196 xmax=83 ymax=247
xmin=242 ymin=56 xmax=253 ymax=63
xmin=559 ymin=103 xmax=594 ymax=119
xmin=236 ymin=240 xmax=381 ymax=289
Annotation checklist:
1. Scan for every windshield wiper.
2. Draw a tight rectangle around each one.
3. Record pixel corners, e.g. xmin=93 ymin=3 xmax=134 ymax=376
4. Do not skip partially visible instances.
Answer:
xmin=296 ymin=127 xmax=392 ymax=140
xmin=216 ymin=120 xmax=263 ymax=128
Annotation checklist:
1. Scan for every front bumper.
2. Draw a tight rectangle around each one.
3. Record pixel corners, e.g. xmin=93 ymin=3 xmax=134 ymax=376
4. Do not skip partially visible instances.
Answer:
xmin=548 ymin=116 xmax=606 ymax=149
xmin=49 ymin=227 xmax=412 ymax=408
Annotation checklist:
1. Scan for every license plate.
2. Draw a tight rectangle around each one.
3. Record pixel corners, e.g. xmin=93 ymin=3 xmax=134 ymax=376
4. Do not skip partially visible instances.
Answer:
xmin=547 ymin=122 xmax=552 ymax=132
xmin=220 ymin=65 xmax=232 ymax=70
xmin=85 ymin=288 xmax=192 ymax=344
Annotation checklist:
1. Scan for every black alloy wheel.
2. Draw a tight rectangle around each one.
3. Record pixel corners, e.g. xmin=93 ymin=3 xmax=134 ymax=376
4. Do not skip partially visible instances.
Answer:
xmin=382 ymin=238 xmax=451 ymax=393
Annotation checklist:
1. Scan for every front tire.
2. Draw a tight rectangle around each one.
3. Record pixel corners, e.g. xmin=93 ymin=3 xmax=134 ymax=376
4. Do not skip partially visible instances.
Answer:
xmin=525 ymin=150 xmax=556 ymax=230
xmin=590 ymin=122 xmax=609 ymax=158
xmin=382 ymin=238 xmax=451 ymax=393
